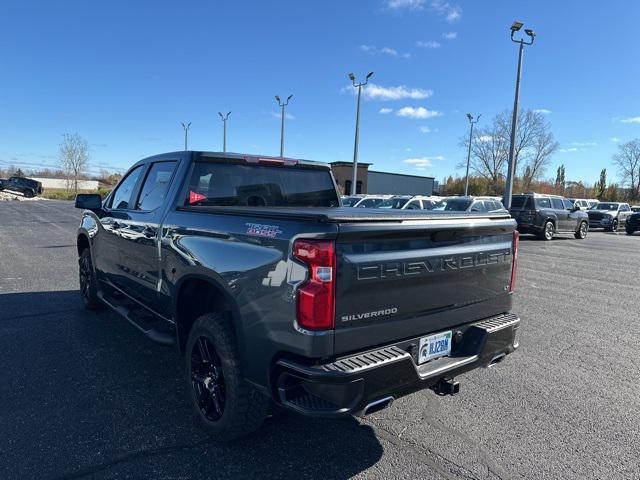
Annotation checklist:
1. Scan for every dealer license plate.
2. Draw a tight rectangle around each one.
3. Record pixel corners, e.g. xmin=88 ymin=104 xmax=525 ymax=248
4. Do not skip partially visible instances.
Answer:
xmin=418 ymin=331 xmax=452 ymax=364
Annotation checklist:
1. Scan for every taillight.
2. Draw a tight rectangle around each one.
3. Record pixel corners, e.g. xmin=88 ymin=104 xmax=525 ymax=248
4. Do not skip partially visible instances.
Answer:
xmin=509 ymin=230 xmax=519 ymax=293
xmin=293 ymin=239 xmax=336 ymax=330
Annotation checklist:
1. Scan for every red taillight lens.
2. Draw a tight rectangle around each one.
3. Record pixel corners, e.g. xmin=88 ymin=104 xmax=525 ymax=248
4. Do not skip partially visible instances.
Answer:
xmin=293 ymin=239 xmax=335 ymax=330
xmin=509 ymin=230 xmax=519 ymax=293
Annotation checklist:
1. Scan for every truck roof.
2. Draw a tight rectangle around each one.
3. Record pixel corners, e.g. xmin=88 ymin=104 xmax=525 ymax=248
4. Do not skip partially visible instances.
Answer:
xmin=134 ymin=151 xmax=330 ymax=170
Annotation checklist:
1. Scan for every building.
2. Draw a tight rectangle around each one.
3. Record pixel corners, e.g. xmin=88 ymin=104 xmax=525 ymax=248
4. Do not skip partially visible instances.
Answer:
xmin=31 ymin=177 xmax=100 ymax=191
xmin=330 ymin=161 xmax=434 ymax=196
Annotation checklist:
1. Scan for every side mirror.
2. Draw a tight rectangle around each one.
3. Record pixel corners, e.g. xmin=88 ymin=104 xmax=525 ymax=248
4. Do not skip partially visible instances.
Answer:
xmin=75 ymin=193 xmax=102 ymax=210
xmin=572 ymin=204 xmax=581 ymax=212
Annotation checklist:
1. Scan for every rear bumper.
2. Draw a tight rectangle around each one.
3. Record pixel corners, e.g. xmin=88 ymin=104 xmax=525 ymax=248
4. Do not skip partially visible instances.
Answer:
xmin=274 ymin=313 xmax=520 ymax=418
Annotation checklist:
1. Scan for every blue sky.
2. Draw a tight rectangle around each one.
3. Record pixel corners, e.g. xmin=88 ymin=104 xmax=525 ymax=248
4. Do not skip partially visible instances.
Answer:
xmin=1 ymin=0 xmax=639 ymax=184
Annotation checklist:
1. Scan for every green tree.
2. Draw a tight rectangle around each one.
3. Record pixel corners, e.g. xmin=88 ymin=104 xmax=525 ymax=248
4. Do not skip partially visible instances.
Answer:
xmin=596 ymin=168 xmax=607 ymax=200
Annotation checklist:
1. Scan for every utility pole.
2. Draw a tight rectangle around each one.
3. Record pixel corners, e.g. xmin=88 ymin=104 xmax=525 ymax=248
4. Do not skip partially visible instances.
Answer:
xmin=218 ymin=112 xmax=231 ymax=153
xmin=348 ymin=71 xmax=373 ymax=195
xmin=275 ymin=95 xmax=293 ymax=157
xmin=504 ymin=21 xmax=535 ymax=209
xmin=464 ymin=113 xmax=481 ymax=196
xmin=181 ymin=122 xmax=191 ymax=151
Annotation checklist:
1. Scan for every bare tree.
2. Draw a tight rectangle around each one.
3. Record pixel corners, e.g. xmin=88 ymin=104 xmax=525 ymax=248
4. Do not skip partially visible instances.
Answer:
xmin=58 ymin=133 xmax=89 ymax=193
xmin=459 ymin=109 xmax=558 ymax=194
xmin=613 ymin=139 xmax=640 ymax=200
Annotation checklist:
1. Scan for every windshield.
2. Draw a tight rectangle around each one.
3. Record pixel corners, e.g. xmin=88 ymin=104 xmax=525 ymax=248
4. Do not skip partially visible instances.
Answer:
xmin=376 ymin=197 xmax=410 ymax=209
xmin=594 ymin=203 xmax=618 ymax=210
xmin=434 ymin=198 xmax=472 ymax=211
xmin=341 ymin=196 xmax=361 ymax=207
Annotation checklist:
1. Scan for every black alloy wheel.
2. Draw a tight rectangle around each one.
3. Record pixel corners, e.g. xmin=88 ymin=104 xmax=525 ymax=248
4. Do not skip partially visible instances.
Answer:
xmin=190 ymin=336 xmax=226 ymax=422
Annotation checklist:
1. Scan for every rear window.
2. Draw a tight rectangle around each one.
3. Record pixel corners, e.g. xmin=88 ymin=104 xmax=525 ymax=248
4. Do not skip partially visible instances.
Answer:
xmin=184 ymin=161 xmax=339 ymax=208
xmin=510 ymin=196 xmax=532 ymax=209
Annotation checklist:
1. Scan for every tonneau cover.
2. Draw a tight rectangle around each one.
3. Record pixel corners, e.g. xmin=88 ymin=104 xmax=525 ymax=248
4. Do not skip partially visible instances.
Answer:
xmin=179 ymin=206 xmax=512 ymax=223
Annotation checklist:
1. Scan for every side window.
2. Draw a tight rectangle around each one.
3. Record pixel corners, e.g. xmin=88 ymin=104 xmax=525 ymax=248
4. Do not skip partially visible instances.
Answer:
xmin=551 ymin=198 xmax=564 ymax=210
xmin=405 ymin=200 xmax=422 ymax=210
xmin=536 ymin=198 xmax=551 ymax=209
xmin=136 ymin=161 xmax=177 ymax=211
xmin=621 ymin=204 xmax=630 ymax=212
xmin=109 ymin=165 xmax=144 ymax=210
xmin=562 ymin=199 xmax=573 ymax=210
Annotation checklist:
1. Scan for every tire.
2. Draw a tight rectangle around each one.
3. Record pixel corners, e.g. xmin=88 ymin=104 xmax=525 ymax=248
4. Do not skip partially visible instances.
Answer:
xmin=24 ymin=189 xmax=34 ymax=198
xmin=574 ymin=221 xmax=588 ymax=239
xmin=78 ymin=248 xmax=104 ymax=310
xmin=185 ymin=312 xmax=269 ymax=441
xmin=611 ymin=219 xmax=619 ymax=232
xmin=539 ymin=220 xmax=554 ymax=241
xmin=626 ymin=227 xmax=635 ymax=236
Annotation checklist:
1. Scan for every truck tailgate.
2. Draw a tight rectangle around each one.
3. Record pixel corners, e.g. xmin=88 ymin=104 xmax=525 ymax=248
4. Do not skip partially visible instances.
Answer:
xmin=334 ymin=215 xmax=516 ymax=355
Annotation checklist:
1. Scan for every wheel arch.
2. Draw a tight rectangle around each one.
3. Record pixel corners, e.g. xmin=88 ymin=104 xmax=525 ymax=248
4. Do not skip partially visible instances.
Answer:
xmin=173 ymin=274 xmax=244 ymax=357
xmin=77 ymin=232 xmax=90 ymax=256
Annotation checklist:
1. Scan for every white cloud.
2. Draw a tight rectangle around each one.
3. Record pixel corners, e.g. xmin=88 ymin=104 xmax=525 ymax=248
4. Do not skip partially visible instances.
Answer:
xmin=360 ymin=45 xmax=411 ymax=58
xmin=610 ymin=137 xmax=621 ymax=142
xmin=403 ymin=156 xmax=444 ymax=168
xmin=386 ymin=0 xmax=426 ymax=10
xmin=270 ymin=111 xmax=295 ymax=120
xmin=352 ymin=83 xmax=432 ymax=101
xmin=442 ymin=31 xmax=457 ymax=40
xmin=559 ymin=147 xmax=579 ymax=153
xmin=397 ymin=107 xmax=442 ymax=119
xmin=416 ymin=40 xmax=441 ymax=48
xmin=533 ymin=108 xmax=552 ymax=114
xmin=478 ymin=135 xmax=492 ymax=143
xmin=431 ymin=0 xmax=461 ymax=22
xmin=419 ymin=126 xmax=431 ymax=133
xmin=568 ymin=141 xmax=597 ymax=147
xmin=379 ymin=108 xmax=394 ymax=114
xmin=620 ymin=116 xmax=640 ymax=124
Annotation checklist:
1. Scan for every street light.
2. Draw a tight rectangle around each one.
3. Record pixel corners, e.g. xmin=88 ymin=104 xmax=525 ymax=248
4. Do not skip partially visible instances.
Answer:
xmin=464 ymin=113 xmax=481 ymax=196
xmin=504 ymin=21 xmax=535 ymax=209
xmin=275 ymin=94 xmax=293 ymax=157
xmin=218 ymin=111 xmax=231 ymax=153
xmin=181 ymin=122 xmax=191 ymax=151
xmin=348 ymin=71 xmax=374 ymax=196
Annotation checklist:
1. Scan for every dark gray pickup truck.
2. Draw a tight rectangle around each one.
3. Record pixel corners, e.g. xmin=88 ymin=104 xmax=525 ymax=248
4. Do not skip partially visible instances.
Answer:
xmin=75 ymin=151 xmax=520 ymax=440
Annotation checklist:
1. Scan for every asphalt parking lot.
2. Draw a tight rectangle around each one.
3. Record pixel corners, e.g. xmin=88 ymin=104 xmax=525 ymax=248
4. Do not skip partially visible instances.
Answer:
xmin=1 ymin=200 xmax=639 ymax=480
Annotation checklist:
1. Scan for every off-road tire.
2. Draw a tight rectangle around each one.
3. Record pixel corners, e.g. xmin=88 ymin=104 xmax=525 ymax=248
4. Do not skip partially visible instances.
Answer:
xmin=185 ymin=312 xmax=269 ymax=441
xmin=79 ymin=248 xmax=104 ymax=310
xmin=574 ymin=221 xmax=588 ymax=239
xmin=24 ymin=189 xmax=34 ymax=198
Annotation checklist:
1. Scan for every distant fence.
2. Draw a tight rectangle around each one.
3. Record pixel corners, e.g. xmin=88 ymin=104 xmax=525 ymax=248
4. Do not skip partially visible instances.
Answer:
xmin=31 ymin=177 xmax=100 ymax=191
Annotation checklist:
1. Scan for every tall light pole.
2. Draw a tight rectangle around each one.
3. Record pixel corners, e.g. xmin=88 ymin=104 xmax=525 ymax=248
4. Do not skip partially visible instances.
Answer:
xmin=464 ymin=113 xmax=481 ymax=196
xmin=275 ymin=94 xmax=293 ymax=157
xmin=181 ymin=122 xmax=191 ymax=151
xmin=504 ymin=21 xmax=535 ymax=209
xmin=348 ymin=71 xmax=373 ymax=196
xmin=218 ymin=111 xmax=231 ymax=153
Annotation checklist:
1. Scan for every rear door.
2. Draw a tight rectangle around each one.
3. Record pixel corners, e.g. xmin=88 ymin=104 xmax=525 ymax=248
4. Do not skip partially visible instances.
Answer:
xmin=333 ymin=216 xmax=515 ymax=354
xmin=551 ymin=198 xmax=569 ymax=230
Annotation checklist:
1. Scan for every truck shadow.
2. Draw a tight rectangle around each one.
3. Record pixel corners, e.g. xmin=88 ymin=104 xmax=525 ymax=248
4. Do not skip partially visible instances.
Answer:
xmin=0 ymin=290 xmax=383 ymax=480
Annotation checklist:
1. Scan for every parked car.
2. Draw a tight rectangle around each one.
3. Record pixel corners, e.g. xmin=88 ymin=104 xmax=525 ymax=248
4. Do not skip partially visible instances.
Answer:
xmin=509 ymin=193 xmax=589 ymax=240
xmin=586 ymin=202 xmax=632 ymax=232
xmin=0 ymin=176 xmax=43 ymax=197
xmin=587 ymin=199 xmax=600 ymax=208
xmin=340 ymin=195 xmax=365 ymax=207
xmin=375 ymin=195 xmax=438 ymax=210
xmin=353 ymin=194 xmax=393 ymax=208
xmin=626 ymin=211 xmax=640 ymax=235
xmin=568 ymin=198 xmax=591 ymax=210
xmin=631 ymin=205 xmax=640 ymax=212
xmin=434 ymin=196 xmax=506 ymax=213
xmin=74 ymin=151 xmax=520 ymax=440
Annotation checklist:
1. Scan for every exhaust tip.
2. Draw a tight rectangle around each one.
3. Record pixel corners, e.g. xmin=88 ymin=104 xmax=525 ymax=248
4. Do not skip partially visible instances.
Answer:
xmin=362 ymin=396 xmax=394 ymax=416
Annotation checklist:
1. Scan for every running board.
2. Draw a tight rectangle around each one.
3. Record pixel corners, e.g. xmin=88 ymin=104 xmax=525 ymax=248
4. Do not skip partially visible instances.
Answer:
xmin=97 ymin=291 xmax=176 ymax=346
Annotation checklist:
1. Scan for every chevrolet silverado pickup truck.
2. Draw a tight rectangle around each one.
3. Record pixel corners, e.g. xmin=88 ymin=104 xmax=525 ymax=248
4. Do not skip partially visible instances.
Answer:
xmin=75 ymin=151 xmax=520 ymax=440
